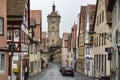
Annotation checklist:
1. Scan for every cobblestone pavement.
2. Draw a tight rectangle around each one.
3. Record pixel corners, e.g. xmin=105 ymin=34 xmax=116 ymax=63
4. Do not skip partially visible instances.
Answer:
xmin=28 ymin=62 xmax=92 ymax=80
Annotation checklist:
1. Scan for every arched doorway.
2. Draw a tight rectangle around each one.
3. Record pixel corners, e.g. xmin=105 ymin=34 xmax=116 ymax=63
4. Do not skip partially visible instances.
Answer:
xmin=49 ymin=54 xmax=55 ymax=62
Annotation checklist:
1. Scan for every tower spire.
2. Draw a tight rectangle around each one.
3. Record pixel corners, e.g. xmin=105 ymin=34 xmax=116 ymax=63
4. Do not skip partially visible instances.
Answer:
xmin=52 ymin=1 xmax=55 ymax=11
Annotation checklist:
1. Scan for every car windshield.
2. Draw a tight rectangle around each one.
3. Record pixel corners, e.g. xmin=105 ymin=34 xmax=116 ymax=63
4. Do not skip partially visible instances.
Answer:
xmin=65 ymin=67 xmax=72 ymax=70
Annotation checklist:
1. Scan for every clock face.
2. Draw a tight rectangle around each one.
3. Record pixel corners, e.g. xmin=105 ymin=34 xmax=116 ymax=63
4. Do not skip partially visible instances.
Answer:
xmin=52 ymin=21 xmax=55 ymax=23
xmin=52 ymin=18 xmax=55 ymax=23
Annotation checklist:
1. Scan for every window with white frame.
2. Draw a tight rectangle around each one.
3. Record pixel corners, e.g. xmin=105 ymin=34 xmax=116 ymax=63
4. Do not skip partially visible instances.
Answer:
xmin=14 ymin=30 xmax=19 ymax=42
xmin=7 ymin=31 xmax=12 ymax=41
xmin=0 ymin=53 xmax=5 ymax=72
xmin=14 ymin=30 xmax=19 ymax=38
xmin=0 ymin=17 xmax=4 ymax=35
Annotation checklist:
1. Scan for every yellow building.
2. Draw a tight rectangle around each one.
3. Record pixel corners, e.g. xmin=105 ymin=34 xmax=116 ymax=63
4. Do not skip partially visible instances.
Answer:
xmin=41 ymin=49 xmax=49 ymax=69
xmin=93 ymin=0 xmax=112 ymax=79
xmin=77 ymin=6 xmax=87 ymax=74
xmin=54 ymin=49 xmax=61 ymax=64
xmin=28 ymin=18 xmax=41 ymax=75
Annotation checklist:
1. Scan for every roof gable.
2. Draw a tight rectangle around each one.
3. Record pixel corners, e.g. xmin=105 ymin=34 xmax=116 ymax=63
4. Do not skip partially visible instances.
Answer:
xmin=7 ymin=0 xmax=25 ymax=16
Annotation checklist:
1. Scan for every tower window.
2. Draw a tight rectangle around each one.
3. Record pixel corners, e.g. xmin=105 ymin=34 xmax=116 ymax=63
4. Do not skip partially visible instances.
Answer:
xmin=52 ymin=26 xmax=54 ymax=30
xmin=52 ymin=21 xmax=55 ymax=23
xmin=52 ymin=39 xmax=54 ymax=42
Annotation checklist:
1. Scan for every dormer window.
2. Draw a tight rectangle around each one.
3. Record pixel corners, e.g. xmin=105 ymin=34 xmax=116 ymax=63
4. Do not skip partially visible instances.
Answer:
xmin=0 ymin=17 xmax=4 ymax=35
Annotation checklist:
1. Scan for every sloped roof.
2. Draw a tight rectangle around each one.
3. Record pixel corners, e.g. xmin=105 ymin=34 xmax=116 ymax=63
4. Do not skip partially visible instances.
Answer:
xmin=62 ymin=33 xmax=70 ymax=48
xmin=80 ymin=6 xmax=87 ymax=28
xmin=30 ymin=10 xmax=42 ymax=25
xmin=87 ymin=5 xmax=96 ymax=31
xmin=48 ymin=11 xmax=60 ymax=17
xmin=47 ymin=3 xmax=60 ymax=17
xmin=72 ymin=23 xmax=77 ymax=30
xmin=7 ymin=0 xmax=25 ymax=16
xmin=63 ymin=33 xmax=71 ymax=40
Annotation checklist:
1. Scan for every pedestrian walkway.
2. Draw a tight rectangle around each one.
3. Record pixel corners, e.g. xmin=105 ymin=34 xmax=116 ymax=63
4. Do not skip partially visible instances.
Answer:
xmin=75 ymin=71 xmax=92 ymax=80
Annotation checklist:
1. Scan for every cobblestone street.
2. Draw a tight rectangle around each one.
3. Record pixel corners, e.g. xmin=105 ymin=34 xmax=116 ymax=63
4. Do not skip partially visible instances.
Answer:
xmin=28 ymin=63 xmax=92 ymax=80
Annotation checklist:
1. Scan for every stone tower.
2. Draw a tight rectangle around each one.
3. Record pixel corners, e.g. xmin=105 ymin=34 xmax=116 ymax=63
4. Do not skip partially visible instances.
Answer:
xmin=47 ymin=3 xmax=61 ymax=47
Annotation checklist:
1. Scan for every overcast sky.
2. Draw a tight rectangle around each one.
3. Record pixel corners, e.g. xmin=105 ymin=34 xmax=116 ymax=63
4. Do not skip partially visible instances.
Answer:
xmin=30 ymin=0 xmax=96 ymax=38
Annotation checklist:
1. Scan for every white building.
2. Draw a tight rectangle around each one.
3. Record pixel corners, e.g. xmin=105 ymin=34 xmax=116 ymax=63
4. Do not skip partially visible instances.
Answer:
xmin=84 ymin=5 xmax=96 ymax=77
xmin=107 ymin=0 xmax=120 ymax=80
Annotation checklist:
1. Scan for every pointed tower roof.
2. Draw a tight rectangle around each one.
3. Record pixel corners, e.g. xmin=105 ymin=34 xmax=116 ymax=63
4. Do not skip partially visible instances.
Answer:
xmin=48 ymin=2 xmax=60 ymax=17
xmin=52 ymin=2 xmax=55 ymax=12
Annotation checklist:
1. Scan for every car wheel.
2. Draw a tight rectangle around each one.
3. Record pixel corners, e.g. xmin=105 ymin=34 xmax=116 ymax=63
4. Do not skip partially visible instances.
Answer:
xmin=72 ymin=74 xmax=74 ymax=77
xmin=62 ymin=72 xmax=65 ymax=76
xmin=62 ymin=73 xmax=65 ymax=76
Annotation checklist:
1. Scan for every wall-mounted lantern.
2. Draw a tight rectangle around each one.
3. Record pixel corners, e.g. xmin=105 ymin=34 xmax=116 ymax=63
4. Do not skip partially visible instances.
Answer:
xmin=117 ymin=46 xmax=120 ymax=55
xmin=105 ymin=47 xmax=114 ymax=60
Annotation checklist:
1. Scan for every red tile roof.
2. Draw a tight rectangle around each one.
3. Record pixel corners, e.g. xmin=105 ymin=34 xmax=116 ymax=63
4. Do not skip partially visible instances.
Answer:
xmin=63 ymin=33 xmax=71 ymax=40
xmin=7 ymin=0 xmax=25 ymax=16
xmin=62 ymin=33 xmax=71 ymax=48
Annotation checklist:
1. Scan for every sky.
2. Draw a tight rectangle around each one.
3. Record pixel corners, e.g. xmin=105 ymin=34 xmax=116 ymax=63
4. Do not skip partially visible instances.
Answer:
xmin=30 ymin=0 xmax=96 ymax=38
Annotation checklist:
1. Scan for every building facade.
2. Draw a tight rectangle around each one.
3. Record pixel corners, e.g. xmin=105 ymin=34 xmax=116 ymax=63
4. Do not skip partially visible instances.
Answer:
xmin=0 ymin=0 xmax=9 ymax=80
xmin=107 ymin=0 xmax=120 ymax=80
xmin=61 ymin=33 xmax=71 ymax=66
xmin=7 ymin=0 xmax=30 ymax=80
xmin=93 ymin=0 xmax=112 ymax=79
xmin=71 ymin=23 xmax=77 ymax=70
xmin=29 ymin=10 xmax=42 ymax=75
xmin=77 ymin=6 xmax=87 ymax=74
xmin=84 ymin=5 xmax=96 ymax=77
xmin=47 ymin=3 xmax=61 ymax=48
xmin=68 ymin=33 xmax=72 ymax=67
xmin=41 ymin=32 xmax=49 ymax=69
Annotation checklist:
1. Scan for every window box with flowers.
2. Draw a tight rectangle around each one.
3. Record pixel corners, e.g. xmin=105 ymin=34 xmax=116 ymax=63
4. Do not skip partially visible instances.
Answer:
xmin=0 ymin=17 xmax=4 ymax=35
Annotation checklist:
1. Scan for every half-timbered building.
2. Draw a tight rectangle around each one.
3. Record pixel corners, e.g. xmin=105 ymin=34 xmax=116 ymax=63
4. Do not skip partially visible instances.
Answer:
xmin=7 ymin=0 xmax=30 ymax=79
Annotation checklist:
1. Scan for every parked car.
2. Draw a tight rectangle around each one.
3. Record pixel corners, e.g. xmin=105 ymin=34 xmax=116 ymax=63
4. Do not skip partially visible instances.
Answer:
xmin=59 ymin=66 xmax=65 ymax=73
xmin=59 ymin=66 xmax=74 ymax=77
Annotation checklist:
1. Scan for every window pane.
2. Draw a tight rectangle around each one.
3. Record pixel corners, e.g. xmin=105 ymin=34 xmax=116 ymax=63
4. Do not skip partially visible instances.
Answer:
xmin=7 ymin=31 xmax=12 ymax=41
xmin=0 ymin=18 xmax=3 ymax=34
xmin=0 ymin=54 xmax=5 ymax=71
xmin=14 ymin=30 xmax=19 ymax=38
